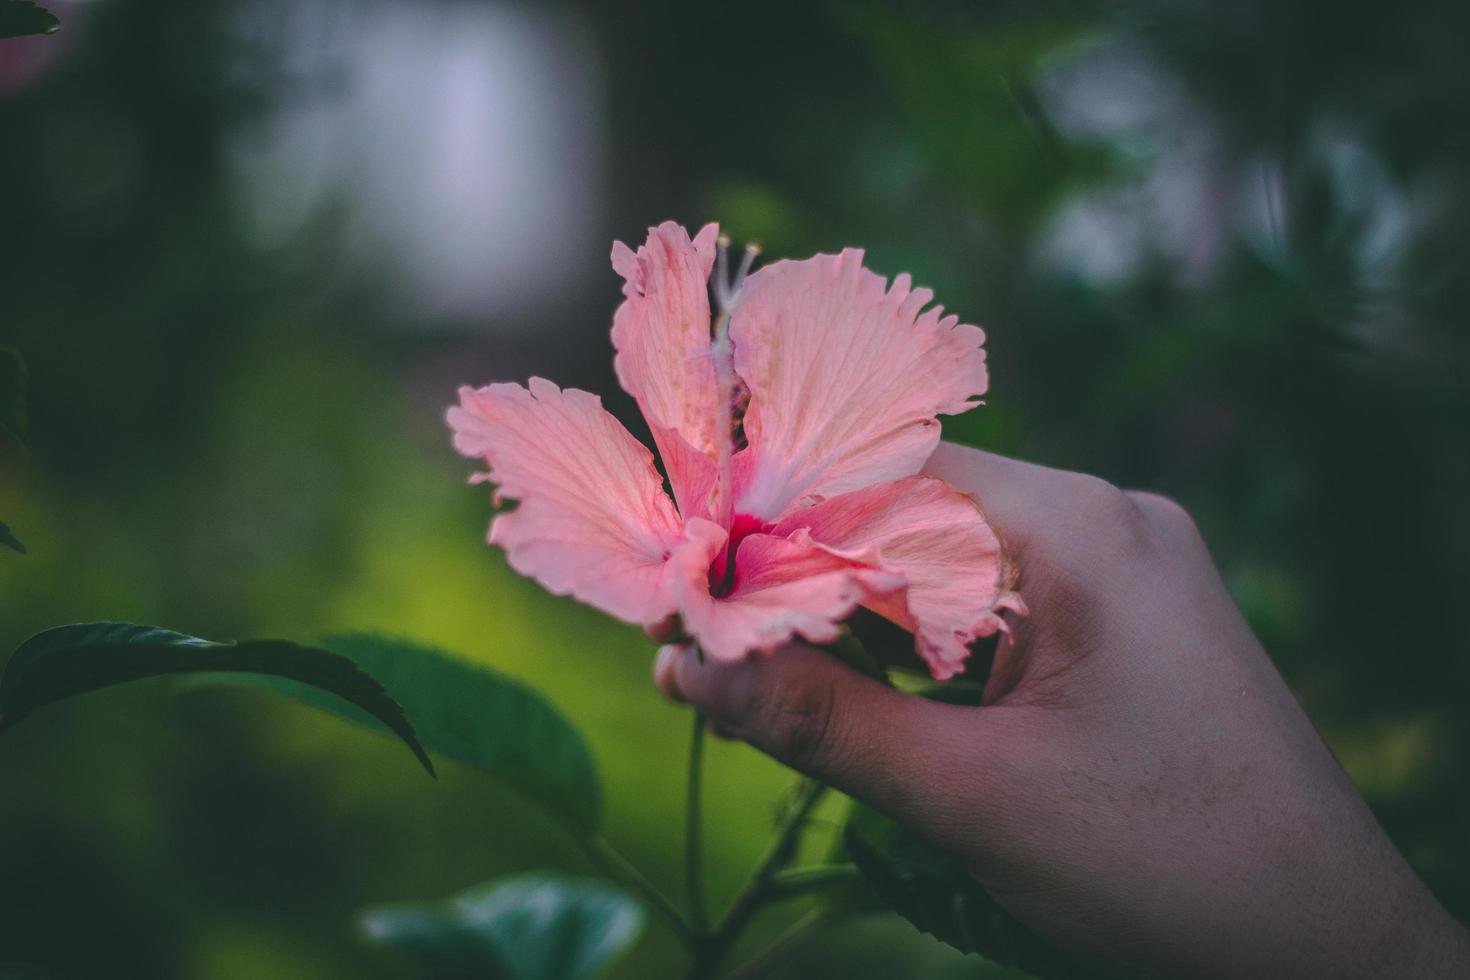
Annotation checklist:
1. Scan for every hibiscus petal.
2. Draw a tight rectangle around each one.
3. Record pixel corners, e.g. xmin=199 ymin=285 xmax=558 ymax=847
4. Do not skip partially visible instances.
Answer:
xmin=447 ymin=377 xmax=689 ymax=626
xmin=772 ymin=476 xmax=1023 ymax=680
xmin=730 ymin=250 xmax=989 ymax=520
xmin=610 ymin=221 xmax=722 ymax=519
xmin=675 ymin=522 xmax=905 ymax=662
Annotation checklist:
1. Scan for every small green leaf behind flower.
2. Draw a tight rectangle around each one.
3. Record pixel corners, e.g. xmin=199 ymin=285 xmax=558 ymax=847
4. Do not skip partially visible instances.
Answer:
xmin=817 ymin=626 xmax=891 ymax=685
xmin=0 ymin=2 xmax=57 ymax=40
xmin=0 ymin=623 xmax=434 ymax=776
xmin=359 ymin=873 xmax=644 ymax=980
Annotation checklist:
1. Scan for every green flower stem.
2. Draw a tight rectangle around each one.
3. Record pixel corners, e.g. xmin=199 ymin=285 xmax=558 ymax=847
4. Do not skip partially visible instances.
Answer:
xmin=686 ymin=709 xmax=710 ymax=932
xmin=582 ymin=833 xmax=697 ymax=945
xmin=684 ymin=778 xmax=828 ymax=979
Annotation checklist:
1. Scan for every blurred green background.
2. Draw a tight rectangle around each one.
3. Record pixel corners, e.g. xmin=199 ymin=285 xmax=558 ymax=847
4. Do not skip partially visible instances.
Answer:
xmin=3 ymin=0 xmax=1468 ymax=976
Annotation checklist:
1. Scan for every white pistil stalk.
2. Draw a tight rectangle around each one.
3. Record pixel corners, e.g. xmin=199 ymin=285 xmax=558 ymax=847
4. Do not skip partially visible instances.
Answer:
xmin=710 ymin=235 xmax=759 ymax=529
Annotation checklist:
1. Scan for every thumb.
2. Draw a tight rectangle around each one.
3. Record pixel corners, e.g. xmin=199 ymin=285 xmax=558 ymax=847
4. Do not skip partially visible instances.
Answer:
xmin=653 ymin=641 xmax=1012 ymax=834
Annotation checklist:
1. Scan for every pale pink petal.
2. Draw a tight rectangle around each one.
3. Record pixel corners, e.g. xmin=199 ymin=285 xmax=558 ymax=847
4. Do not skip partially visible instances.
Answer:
xmin=657 ymin=432 xmax=718 ymax=526
xmin=447 ymin=377 xmax=689 ymax=626
xmin=730 ymin=250 xmax=989 ymax=520
xmin=773 ymin=476 xmax=1023 ymax=680
xmin=610 ymin=221 xmax=722 ymax=519
xmin=675 ymin=526 xmax=904 ymax=662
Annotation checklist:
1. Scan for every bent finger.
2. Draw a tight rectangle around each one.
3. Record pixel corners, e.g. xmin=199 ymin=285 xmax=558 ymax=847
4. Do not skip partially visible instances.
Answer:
xmin=659 ymin=642 xmax=1016 ymax=836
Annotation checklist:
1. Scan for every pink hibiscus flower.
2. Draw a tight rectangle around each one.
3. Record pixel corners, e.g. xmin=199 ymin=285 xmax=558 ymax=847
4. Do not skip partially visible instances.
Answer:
xmin=447 ymin=222 xmax=1022 ymax=680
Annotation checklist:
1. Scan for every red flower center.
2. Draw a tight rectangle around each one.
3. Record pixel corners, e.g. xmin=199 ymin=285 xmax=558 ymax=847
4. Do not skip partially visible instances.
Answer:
xmin=708 ymin=513 xmax=771 ymax=598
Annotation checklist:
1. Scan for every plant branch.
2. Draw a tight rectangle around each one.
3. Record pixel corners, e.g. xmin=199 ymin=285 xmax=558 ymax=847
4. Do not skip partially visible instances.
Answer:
xmin=583 ymin=833 xmax=697 ymax=945
xmin=765 ymin=863 xmax=860 ymax=901
xmin=683 ymin=778 xmax=828 ymax=979
xmin=720 ymin=906 xmax=835 ymax=980
xmin=686 ymin=709 xmax=710 ymax=932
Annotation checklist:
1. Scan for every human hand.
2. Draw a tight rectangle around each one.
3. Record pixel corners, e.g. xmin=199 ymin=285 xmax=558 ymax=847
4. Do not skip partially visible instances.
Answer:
xmin=653 ymin=442 xmax=1470 ymax=979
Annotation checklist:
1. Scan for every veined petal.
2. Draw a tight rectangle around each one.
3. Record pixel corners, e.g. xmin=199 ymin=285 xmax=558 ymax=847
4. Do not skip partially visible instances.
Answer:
xmin=676 ymin=525 xmax=904 ymax=662
xmin=447 ymin=377 xmax=687 ymax=626
xmin=730 ymin=250 xmax=989 ymax=520
xmin=772 ymin=476 xmax=1022 ymax=680
xmin=610 ymin=221 xmax=722 ymax=519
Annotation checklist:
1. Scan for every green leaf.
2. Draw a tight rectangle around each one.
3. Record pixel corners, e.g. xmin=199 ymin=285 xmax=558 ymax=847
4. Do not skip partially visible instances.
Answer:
xmin=817 ymin=626 xmax=891 ymax=685
xmin=0 ymin=521 xmax=23 ymax=555
xmin=193 ymin=633 xmax=602 ymax=834
xmin=0 ymin=622 xmax=433 ymax=776
xmin=0 ymin=1 xmax=57 ymax=40
xmin=844 ymin=808 xmax=1093 ymax=979
xmin=913 ymin=680 xmax=986 ymax=707
xmin=359 ymin=873 xmax=644 ymax=980
xmin=0 ymin=349 xmax=27 ymax=450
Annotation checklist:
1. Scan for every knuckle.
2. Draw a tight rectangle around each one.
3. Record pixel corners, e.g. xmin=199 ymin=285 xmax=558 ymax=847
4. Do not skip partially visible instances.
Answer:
xmin=754 ymin=673 xmax=840 ymax=772
xmin=1066 ymin=474 xmax=1155 ymax=552
xmin=1068 ymin=473 xmax=1137 ymax=522
xmin=1127 ymin=491 xmax=1205 ymax=554
xmin=1128 ymin=491 xmax=1197 ymax=533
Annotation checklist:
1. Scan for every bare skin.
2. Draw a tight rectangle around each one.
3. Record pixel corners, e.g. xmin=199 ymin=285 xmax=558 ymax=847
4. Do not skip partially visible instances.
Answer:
xmin=654 ymin=443 xmax=1470 ymax=979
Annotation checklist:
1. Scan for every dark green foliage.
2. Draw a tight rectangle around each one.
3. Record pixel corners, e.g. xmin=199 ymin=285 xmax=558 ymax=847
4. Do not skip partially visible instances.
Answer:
xmin=0 ymin=1 xmax=57 ymax=39
xmin=198 ymin=633 xmax=603 ymax=834
xmin=359 ymin=874 xmax=643 ymax=980
xmin=0 ymin=623 xmax=433 ymax=775
xmin=2 ymin=351 xmax=29 ymax=554
xmin=0 ymin=522 xmax=22 ymax=555
xmin=846 ymin=6 xmax=1108 ymax=234
xmin=846 ymin=808 xmax=1092 ymax=979
xmin=0 ymin=968 xmax=49 ymax=980
xmin=0 ymin=349 xmax=26 ymax=451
